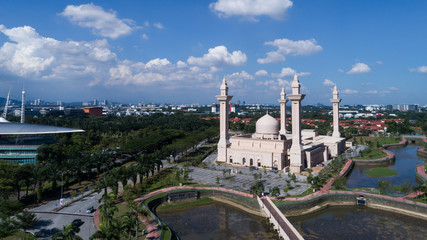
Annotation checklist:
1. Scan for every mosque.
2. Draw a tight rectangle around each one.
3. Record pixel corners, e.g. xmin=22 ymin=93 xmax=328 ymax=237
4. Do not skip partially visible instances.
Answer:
xmin=216 ymin=74 xmax=346 ymax=173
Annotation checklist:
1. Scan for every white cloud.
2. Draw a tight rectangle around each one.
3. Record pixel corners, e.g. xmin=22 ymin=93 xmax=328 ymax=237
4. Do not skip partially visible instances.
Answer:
xmin=141 ymin=34 xmax=149 ymax=40
xmin=342 ymin=89 xmax=358 ymax=94
xmin=365 ymin=90 xmax=378 ymax=94
xmin=257 ymin=38 xmax=322 ymax=64
xmin=323 ymin=79 xmax=335 ymax=86
xmin=60 ymin=4 xmax=135 ymax=39
xmin=210 ymin=0 xmax=293 ymax=21
xmin=361 ymin=82 xmax=372 ymax=86
xmin=376 ymin=61 xmax=383 ymax=65
xmin=226 ymin=70 xmax=254 ymax=88
xmin=254 ymin=69 xmax=268 ymax=77
xmin=347 ymin=62 xmax=371 ymax=74
xmin=271 ymin=67 xmax=311 ymax=78
xmin=0 ymin=24 xmax=221 ymax=90
xmin=153 ymin=22 xmax=164 ymax=29
xmin=187 ymin=45 xmax=247 ymax=67
xmin=0 ymin=25 xmax=116 ymax=81
xmin=409 ymin=65 xmax=427 ymax=73
xmin=389 ymin=87 xmax=398 ymax=91
xmin=337 ymin=69 xmax=344 ymax=73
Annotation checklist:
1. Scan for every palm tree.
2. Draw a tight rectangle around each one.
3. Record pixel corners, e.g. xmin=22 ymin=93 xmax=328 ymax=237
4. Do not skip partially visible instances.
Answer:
xmin=121 ymin=215 xmax=136 ymax=240
xmin=98 ymin=192 xmax=118 ymax=226
xmin=52 ymin=224 xmax=82 ymax=240
xmin=90 ymin=219 xmax=121 ymax=240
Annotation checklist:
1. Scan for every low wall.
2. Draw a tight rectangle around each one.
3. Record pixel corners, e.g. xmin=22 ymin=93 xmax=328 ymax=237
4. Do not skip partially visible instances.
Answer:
xmin=276 ymin=192 xmax=427 ymax=220
xmin=415 ymin=165 xmax=427 ymax=183
xmin=417 ymin=148 xmax=427 ymax=158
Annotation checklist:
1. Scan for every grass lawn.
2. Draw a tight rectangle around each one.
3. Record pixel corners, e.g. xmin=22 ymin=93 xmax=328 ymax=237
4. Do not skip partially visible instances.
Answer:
xmin=364 ymin=167 xmax=398 ymax=177
xmin=156 ymin=197 xmax=214 ymax=211
xmin=355 ymin=147 xmax=387 ymax=159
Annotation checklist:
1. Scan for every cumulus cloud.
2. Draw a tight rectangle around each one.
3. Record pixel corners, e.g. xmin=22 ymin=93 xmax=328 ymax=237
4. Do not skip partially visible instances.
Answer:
xmin=254 ymin=69 xmax=268 ymax=77
xmin=346 ymin=62 xmax=371 ymax=74
xmin=225 ymin=70 xmax=254 ymax=88
xmin=210 ymin=0 xmax=293 ymax=21
xmin=341 ymin=89 xmax=358 ymax=94
xmin=187 ymin=45 xmax=247 ymax=67
xmin=60 ymin=4 xmax=136 ymax=39
xmin=409 ymin=65 xmax=427 ymax=73
xmin=0 ymin=24 xmax=116 ymax=81
xmin=323 ymin=79 xmax=335 ymax=86
xmin=153 ymin=22 xmax=164 ymax=29
xmin=141 ymin=34 xmax=149 ymax=40
xmin=0 ymin=24 xmax=231 ymax=91
xmin=271 ymin=67 xmax=311 ymax=78
xmin=257 ymin=38 xmax=322 ymax=64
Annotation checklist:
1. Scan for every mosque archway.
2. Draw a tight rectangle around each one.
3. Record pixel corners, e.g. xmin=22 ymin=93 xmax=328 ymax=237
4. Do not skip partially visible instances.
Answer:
xmin=257 ymin=159 xmax=261 ymax=167
xmin=242 ymin=158 xmax=246 ymax=165
xmin=229 ymin=156 xmax=233 ymax=163
xmin=250 ymin=158 xmax=253 ymax=166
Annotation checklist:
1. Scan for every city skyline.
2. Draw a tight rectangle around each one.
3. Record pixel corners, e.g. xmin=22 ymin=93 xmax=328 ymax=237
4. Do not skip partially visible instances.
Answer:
xmin=0 ymin=0 xmax=426 ymax=105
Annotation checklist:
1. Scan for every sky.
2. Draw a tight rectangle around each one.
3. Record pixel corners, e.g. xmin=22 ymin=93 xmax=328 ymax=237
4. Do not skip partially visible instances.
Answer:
xmin=0 ymin=0 xmax=426 ymax=106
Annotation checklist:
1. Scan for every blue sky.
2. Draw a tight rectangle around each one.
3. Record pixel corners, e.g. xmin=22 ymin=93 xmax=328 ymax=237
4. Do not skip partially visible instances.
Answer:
xmin=0 ymin=0 xmax=426 ymax=105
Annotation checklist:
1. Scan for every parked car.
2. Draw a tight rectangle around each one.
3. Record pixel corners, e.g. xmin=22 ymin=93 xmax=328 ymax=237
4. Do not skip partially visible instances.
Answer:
xmin=72 ymin=219 xmax=83 ymax=227
xmin=86 ymin=206 xmax=94 ymax=213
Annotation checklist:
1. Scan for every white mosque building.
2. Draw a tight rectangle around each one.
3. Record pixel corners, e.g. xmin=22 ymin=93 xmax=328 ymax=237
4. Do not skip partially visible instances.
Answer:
xmin=216 ymin=74 xmax=346 ymax=173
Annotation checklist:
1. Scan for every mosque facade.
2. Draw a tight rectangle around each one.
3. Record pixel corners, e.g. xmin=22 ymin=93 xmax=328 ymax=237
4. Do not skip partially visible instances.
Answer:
xmin=216 ymin=74 xmax=346 ymax=173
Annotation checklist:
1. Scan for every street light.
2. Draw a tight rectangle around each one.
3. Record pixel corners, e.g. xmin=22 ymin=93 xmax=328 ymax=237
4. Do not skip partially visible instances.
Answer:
xmin=60 ymin=171 xmax=64 ymax=206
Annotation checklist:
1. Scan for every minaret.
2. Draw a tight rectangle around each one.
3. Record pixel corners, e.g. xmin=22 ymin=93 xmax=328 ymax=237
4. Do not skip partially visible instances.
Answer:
xmin=278 ymin=88 xmax=288 ymax=136
xmin=20 ymin=90 xmax=25 ymax=124
xmin=288 ymin=74 xmax=305 ymax=173
xmin=2 ymin=90 xmax=10 ymax=119
xmin=216 ymin=77 xmax=233 ymax=163
xmin=330 ymin=85 xmax=341 ymax=138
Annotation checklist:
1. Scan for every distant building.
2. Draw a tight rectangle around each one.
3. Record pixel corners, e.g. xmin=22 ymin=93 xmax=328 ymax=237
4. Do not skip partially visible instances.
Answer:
xmin=82 ymin=107 xmax=103 ymax=116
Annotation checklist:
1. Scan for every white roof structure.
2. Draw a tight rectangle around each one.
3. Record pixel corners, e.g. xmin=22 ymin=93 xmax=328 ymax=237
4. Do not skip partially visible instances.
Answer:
xmin=0 ymin=121 xmax=84 ymax=135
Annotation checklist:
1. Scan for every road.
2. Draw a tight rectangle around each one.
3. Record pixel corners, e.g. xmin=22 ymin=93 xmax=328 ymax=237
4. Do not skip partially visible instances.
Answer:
xmin=29 ymin=191 xmax=102 ymax=239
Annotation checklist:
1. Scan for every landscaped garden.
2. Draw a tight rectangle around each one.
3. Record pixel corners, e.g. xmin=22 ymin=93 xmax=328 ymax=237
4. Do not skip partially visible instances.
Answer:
xmin=364 ymin=167 xmax=398 ymax=177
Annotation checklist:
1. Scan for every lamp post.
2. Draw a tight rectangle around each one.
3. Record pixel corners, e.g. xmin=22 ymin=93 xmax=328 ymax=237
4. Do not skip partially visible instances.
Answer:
xmin=60 ymin=171 xmax=64 ymax=206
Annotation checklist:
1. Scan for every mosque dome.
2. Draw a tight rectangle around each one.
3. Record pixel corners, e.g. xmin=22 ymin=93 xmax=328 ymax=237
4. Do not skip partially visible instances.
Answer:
xmin=256 ymin=114 xmax=279 ymax=134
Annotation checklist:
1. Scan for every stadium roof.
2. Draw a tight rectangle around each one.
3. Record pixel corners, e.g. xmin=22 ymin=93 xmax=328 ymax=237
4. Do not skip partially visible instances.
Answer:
xmin=0 ymin=121 xmax=84 ymax=135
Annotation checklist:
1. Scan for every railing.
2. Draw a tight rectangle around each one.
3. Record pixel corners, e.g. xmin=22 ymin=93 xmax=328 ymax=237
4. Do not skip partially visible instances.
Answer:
xmin=257 ymin=196 xmax=304 ymax=240
xmin=141 ymin=202 xmax=164 ymax=240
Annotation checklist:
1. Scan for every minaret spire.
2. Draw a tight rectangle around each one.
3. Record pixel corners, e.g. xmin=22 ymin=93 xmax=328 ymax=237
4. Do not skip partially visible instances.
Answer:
xmin=331 ymin=85 xmax=341 ymax=138
xmin=21 ymin=89 xmax=25 ymax=124
xmin=288 ymin=73 xmax=305 ymax=173
xmin=278 ymin=87 xmax=288 ymax=135
xmin=216 ymin=77 xmax=233 ymax=163
xmin=2 ymin=89 xmax=10 ymax=119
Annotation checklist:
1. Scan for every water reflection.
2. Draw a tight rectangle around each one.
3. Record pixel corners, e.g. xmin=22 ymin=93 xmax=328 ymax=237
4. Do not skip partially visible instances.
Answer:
xmin=346 ymin=145 xmax=425 ymax=189
xmin=289 ymin=206 xmax=427 ymax=240
xmin=157 ymin=202 xmax=278 ymax=240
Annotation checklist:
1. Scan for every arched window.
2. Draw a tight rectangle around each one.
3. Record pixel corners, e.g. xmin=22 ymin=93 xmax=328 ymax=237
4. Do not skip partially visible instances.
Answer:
xmin=250 ymin=158 xmax=253 ymax=166
xmin=257 ymin=159 xmax=261 ymax=167
xmin=242 ymin=157 xmax=246 ymax=165
xmin=229 ymin=156 xmax=233 ymax=163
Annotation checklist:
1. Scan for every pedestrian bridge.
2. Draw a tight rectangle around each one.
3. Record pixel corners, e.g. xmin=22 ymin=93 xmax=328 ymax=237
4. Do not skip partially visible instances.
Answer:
xmin=257 ymin=196 xmax=304 ymax=240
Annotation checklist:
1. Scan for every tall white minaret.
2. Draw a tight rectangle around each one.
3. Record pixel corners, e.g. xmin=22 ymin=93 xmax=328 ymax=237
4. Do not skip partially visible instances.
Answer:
xmin=216 ymin=77 xmax=233 ymax=163
xmin=2 ymin=90 xmax=10 ymax=119
xmin=288 ymin=73 xmax=305 ymax=173
xmin=330 ymin=85 xmax=341 ymax=138
xmin=278 ymin=88 xmax=288 ymax=136
xmin=20 ymin=90 xmax=25 ymax=123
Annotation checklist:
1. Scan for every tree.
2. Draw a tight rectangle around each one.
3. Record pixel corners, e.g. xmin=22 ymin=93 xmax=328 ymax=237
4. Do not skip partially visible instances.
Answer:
xmin=16 ymin=210 xmax=39 ymax=238
xmin=378 ymin=179 xmax=391 ymax=194
xmin=270 ymin=186 xmax=280 ymax=197
xmin=98 ymin=193 xmax=118 ymax=227
xmin=249 ymin=181 xmax=264 ymax=196
xmin=52 ymin=224 xmax=83 ymax=240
